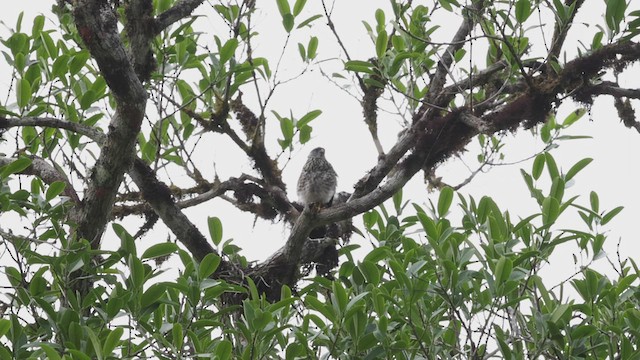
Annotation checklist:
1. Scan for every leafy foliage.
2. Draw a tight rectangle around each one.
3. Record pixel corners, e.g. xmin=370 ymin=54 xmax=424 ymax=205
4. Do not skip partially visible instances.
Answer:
xmin=0 ymin=0 xmax=639 ymax=358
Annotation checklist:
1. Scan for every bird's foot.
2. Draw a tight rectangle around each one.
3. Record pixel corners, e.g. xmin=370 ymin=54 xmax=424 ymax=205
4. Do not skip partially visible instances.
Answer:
xmin=309 ymin=202 xmax=324 ymax=213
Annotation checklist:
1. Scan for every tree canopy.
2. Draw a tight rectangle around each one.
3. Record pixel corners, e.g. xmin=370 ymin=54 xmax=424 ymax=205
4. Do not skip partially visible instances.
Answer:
xmin=0 ymin=0 xmax=639 ymax=358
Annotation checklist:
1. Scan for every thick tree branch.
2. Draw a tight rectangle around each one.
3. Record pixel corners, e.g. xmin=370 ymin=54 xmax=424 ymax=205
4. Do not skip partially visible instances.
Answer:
xmin=0 ymin=117 xmax=106 ymax=143
xmin=73 ymin=0 xmax=148 ymax=246
xmin=125 ymin=0 xmax=156 ymax=81
xmin=154 ymin=0 xmax=205 ymax=34
xmin=0 ymin=156 xmax=80 ymax=204
xmin=576 ymin=81 xmax=640 ymax=99
xmin=129 ymin=159 xmax=234 ymax=276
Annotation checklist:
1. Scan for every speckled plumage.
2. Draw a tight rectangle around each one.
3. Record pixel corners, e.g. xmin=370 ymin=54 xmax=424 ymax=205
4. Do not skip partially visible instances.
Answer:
xmin=297 ymin=147 xmax=337 ymax=207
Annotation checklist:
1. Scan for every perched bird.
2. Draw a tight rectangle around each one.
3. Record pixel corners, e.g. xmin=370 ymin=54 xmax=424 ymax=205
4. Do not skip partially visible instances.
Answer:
xmin=297 ymin=147 xmax=337 ymax=208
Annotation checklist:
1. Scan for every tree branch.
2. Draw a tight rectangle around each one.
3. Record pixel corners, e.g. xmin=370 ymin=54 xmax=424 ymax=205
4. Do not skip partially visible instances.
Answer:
xmin=73 ymin=0 xmax=148 ymax=247
xmin=577 ymin=81 xmax=640 ymax=99
xmin=154 ymin=0 xmax=205 ymax=34
xmin=128 ymin=159 xmax=234 ymax=277
xmin=425 ymin=1 xmax=485 ymax=106
xmin=125 ymin=0 xmax=156 ymax=81
xmin=0 ymin=156 xmax=81 ymax=205
xmin=0 ymin=117 xmax=106 ymax=144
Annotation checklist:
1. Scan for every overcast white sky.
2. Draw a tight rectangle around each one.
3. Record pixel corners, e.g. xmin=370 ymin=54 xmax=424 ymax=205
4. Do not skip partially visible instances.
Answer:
xmin=0 ymin=1 xmax=638 ymax=289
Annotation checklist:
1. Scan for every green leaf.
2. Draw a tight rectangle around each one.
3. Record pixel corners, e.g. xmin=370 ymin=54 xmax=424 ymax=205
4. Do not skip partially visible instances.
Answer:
xmin=437 ymin=186 xmax=454 ymax=217
xmin=590 ymin=191 xmax=599 ymax=213
xmin=495 ymin=326 xmax=512 ymax=359
xmin=591 ymin=31 xmax=604 ymax=50
xmin=299 ymin=124 xmax=312 ymax=144
xmin=128 ymin=254 xmax=144 ymax=289
xmin=391 ymin=35 xmax=405 ymax=51
xmin=392 ymin=188 xmax=403 ymax=214
xmin=45 ymin=181 xmax=66 ymax=201
xmin=544 ymin=152 xmax=559 ymax=180
xmin=345 ymin=291 xmax=369 ymax=313
xmin=549 ymin=177 xmax=565 ymax=203
xmin=345 ymin=60 xmax=375 ymax=74
xmin=5 ymin=267 xmax=22 ymax=287
xmin=283 ymin=13 xmax=295 ymax=32
xmin=616 ymin=274 xmax=637 ymax=295
xmin=532 ymin=153 xmax=545 ymax=180
xmin=141 ymin=283 xmax=167 ymax=308
xmin=208 ymin=216 xmax=223 ymax=246
xmin=199 ymin=253 xmax=221 ymax=279
xmin=68 ymin=350 xmax=91 ymax=360
xmin=79 ymin=89 xmax=97 ymax=110
xmin=141 ymin=242 xmax=178 ymax=260
xmin=298 ymin=43 xmax=306 ymax=61
xmin=215 ymin=340 xmax=233 ymax=359
xmin=279 ymin=116 xmax=294 ymax=142
xmin=332 ymin=280 xmax=348 ymax=312
xmin=375 ymin=9 xmax=385 ymax=28
xmin=276 ymin=0 xmax=291 ymax=16
xmin=562 ymin=108 xmax=586 ymax=127
xmin=564 ymin=158 xmax=592 ymax=182
xmin=542 ymin=197 xmax=560 ymax=225
xmin=7 ymin=32 xmax=28 ymax=57
xmin=550 ymin=303 xmax=571 ymax=324
xmin=297 ymin=14 xmax=322 ymax=28
xmin=376 ymin=30 xmax=388 ymax=58
xmin=605 ymin=0 xmax=627 ymax=33
xmin=52 ymin=54 xmax=69 ymax=79
xmin=359 ymin=261 xmax=381 ymax=285
xmin=40 ymin=345 xmax=62 ymax=360
xmin=102 ymin=327 xmax=123 ymax=356
xmin=297 ymin=109 xmax=321 ymax=128
xmin=540 ymin=123 xmax=551 ymax=143
xmin=0 ymin=319 xmax=10 ymax=338
xmin=69 ymin=51 xmax=90 ymax=75
xmin=363 ymin=210 xmax=379 ymax=229
xmin=571 ymin=324 xmax=597 ymax=339
xmin=305 ymin=296 xmax=335 ymax=322
xmin=494 ymin=256 xmax=513 ymax=284
xmin=553 ymin=0 xmax=567 ymax=22
xmin=32 ymin=15 xmax=45 ymax=37
xmin=111 ymin=223 xmax=137 ymax=256
xmin=515 ymin=0 xmax=532 ymax=22
xmin=40 ymin=32 xmax=58 ymax=59
xmin=293 ymin=0 xmax=307 ymax=16
xmin=219 ymin=38 xmax=238 ymax=65
xmin=307 ymin=36 xmax=318 ymax=59
xmin=438 ymin=0 xmax=454 ymax=11
xmin=601 ymin=206 xmax=623 ymax=225
xmin=85 ymin=326 xmax=103 ymax=360
xmin=172 ymin=323 xmax=183 ymax=349
xmin=16 ymin=78 xmax=32 ymax=108
xmin=0 ymin=157 xmax=32 ymax=178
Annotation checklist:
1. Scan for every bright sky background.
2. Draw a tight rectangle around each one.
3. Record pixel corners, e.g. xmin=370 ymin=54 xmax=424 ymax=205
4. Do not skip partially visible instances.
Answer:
xmin=0 ymin=0 xmax=638 ymax=291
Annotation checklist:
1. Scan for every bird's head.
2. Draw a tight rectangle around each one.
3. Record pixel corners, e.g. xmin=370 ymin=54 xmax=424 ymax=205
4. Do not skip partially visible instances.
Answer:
xmin=308 ymin=147 xmax=325 ymax=158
